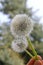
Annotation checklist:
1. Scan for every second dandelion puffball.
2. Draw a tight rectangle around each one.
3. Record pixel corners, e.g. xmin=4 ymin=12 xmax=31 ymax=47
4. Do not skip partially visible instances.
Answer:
xmin=11 ymin=37 xmax=28 ymax=53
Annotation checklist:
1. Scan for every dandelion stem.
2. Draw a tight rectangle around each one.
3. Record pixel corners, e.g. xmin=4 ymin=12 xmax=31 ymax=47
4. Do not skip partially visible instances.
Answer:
xmin=24 ymin=49 xmax=33 ymax=58
xmin=26 ymin=36 xmax=37 ymax=58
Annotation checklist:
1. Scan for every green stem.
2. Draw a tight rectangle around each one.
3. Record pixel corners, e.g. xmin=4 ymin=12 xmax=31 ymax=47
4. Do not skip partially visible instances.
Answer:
xmin=26 ymin=36 xmax=37 ymax=58
xmin=24 ymin=49 xmax=33 ymax=58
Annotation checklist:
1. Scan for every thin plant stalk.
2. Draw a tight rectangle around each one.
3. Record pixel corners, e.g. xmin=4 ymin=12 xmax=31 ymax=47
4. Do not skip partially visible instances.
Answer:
xmin=26 ymin=36 xmax=37 ymax=59
xmin=24 ymin=49 xmax=33 ymax=58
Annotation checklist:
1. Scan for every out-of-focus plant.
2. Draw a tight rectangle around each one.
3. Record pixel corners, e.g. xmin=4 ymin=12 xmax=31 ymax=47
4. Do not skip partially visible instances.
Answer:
xmin=0 ymin=48 xmax=25 ymax=65
xmin=0 ymin=0 xmax=33 ymax=18
xmin=31 ymin=23 xmax=43 ymax=42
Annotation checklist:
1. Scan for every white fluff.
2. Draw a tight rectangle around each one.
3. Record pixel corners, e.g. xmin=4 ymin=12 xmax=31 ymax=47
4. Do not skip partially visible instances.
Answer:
xmin=11 ymin=37 xmax=28 ymax=53
xmin=10 ymin=14 xmax=33 ymax=38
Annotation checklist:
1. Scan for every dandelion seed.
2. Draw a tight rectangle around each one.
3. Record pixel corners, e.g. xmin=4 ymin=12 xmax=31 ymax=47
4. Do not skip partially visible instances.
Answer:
xmin=10 ymin=14 xmax=33 ymax=38
xmin=11 ymin=37 xmax=28 ymax=53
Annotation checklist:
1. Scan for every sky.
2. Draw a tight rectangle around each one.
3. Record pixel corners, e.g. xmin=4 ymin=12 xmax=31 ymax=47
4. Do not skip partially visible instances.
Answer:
xmin=0 ymin=12 xmax=10 ymax=24
xmin=0 ymin=3 xmax=10 ymax=24
xmin=27 ymin=0 xmax=43 ymax=24
xmin=0 ymin=0 xmax=43 ymax=24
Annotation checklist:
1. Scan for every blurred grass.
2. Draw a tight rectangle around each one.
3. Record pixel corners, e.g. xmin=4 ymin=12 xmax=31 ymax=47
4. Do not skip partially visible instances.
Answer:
xmin=0 ymin=48 xmax=25 ymax=65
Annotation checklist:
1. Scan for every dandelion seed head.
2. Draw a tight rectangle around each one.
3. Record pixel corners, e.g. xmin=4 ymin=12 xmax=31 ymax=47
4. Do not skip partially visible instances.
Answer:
xmin=10 ymin=14 xmax=33 ymax=37
xmin=11 ymin=37 xmax=28 ymax=53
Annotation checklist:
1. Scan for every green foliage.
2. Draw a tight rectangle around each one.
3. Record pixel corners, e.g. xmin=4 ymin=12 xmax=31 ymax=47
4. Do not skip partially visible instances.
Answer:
xmin=30 ymin=23 xmax=43 ymax=55
xmin=0 ymin=0 xmax=32 ymax=18
xmin=0 ymin=48 xmax=24 ymax=65
xmin=31 ymin=23 xmax=43 ymax=42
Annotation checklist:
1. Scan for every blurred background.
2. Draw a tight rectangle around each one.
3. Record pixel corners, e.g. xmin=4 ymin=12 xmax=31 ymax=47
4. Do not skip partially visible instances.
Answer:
xmin=0 ymin=0 xmax=43 ymax=65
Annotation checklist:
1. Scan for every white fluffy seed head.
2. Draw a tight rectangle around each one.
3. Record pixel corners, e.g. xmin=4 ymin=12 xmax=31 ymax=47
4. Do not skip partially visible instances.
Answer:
xmin=10 ymin=14 xmax=33 ymax=37
xmin=11 ymin=37 xmax=28 ymax=53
